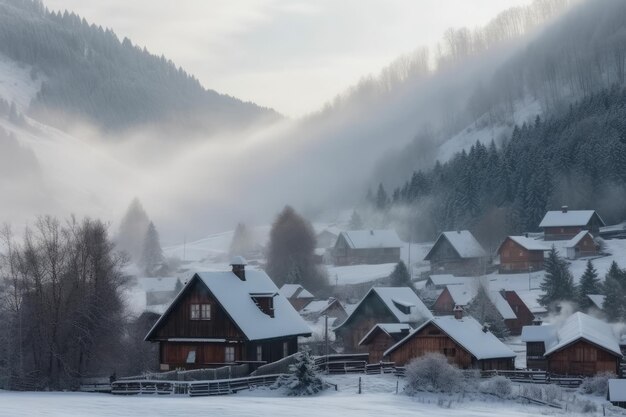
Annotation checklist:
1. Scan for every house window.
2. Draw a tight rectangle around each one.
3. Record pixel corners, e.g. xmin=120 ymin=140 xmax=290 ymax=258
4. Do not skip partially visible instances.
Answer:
xmin=443 ymin=348 xmax=456 ymax=356
xmin=201 ymin=304 xmax=211 ymax=320
xmin=283 ymin=342 xmax=289 ymax=358
xmin=225 ymin=346 xmax=235 ymax=362
xmin=256 ymin=345 xmax=263 ymax=361
xmin=186 ymin=350 xmax=196 ymax=364
xmin=190 ymin=304 xmax=200 ymax=320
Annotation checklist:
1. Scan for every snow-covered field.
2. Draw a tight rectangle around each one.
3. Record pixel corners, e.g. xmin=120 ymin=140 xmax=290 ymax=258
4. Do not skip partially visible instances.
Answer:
xmin=1 ymin=374 xmax=616 ymax=417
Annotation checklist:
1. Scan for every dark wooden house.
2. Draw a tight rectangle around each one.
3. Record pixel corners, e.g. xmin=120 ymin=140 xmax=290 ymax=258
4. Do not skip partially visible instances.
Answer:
xmin=145 ymin=259 xmax=311 ymax=370
xmin=358 ymin=323 xmax=411 ymax=363
xmin=564 ymin=231 xmax=598 ymax=260
xmin=521 ymin=312 xmax=622 ymax=376
xmin=432 ymin=285 xmax=474 ymax=316
xmin=334 ymin=287 xmax=432 ymax=352
xmin=299 ymin=298 xmax=348 ymax=325
xmin=497 ymin=236 xmax=550 ymax=273
xmin=279 ymin=284 xmax=315 ymax=311
xmin=424 ymin=230 xmax=487 ymax=276
xmin=501 ymin=290 xmax=535 ymax=335
xmin=384 ymin=314 xmax=515 ymax=370
xmin=331 ymin=230 xmax=402 ymax=266
xmin=539 ymin=207 xmax=605 ymax=241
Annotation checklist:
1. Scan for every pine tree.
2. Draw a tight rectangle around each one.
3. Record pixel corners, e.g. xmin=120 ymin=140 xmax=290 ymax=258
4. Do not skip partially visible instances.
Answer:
xmin=348 ymin=210 xmax=364 ymax=230
xmin=141 ymin=222 xmax=166 ymax=276
xmin=576 ymin=260 xmax=601 ymax=311
xmin=273 ymin=350 xmax=325 ymax=396
xmin=606 ymin=261 xmax=626 ymax=290
xmin=376 ymin=183 xmax=389 ymax=211
xmin=539 ymin=247 xmax=576 ymax=310
xmin=117 ymin=198 xmax=151 ymax=261
xmin=389 ymin=261 xmax=412 ymax=287
xmin=466 ymin=285 xmax=509 ymax=339
xmin=229 ymin=222 xmax=254 ymax=258
xmin=602 ymin=277 xmax=625 ymax=322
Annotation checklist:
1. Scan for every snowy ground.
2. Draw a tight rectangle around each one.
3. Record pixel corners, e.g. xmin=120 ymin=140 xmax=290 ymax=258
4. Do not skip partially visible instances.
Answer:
xmin=2 ymin=374 xmax=621 ymax=417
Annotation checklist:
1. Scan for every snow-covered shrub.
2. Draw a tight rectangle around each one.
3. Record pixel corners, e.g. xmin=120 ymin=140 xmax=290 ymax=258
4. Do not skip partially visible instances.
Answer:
xmin=404 ymin=353 xmax=463 ymax=395
xmin=543 ymin=384 xmax=563 ymax=403
xmin=521 ymin=384 xmax=543 ymax=401
xmin=272 ymin=350 xmax=325 ymax=396
xmin=480 ymin=376 xmax=512 ymax=398
xmin=579 ymin=372 xmax=614 ymax=396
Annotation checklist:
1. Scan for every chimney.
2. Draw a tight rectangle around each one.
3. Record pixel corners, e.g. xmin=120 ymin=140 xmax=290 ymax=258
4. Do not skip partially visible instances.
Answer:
xmin=230 ymin=256 xmax=247 ymax=281
xmin=561 ymin=205 xmax=568 ymax=213
xmin=453 ymin=305 xmax=464 ymax=320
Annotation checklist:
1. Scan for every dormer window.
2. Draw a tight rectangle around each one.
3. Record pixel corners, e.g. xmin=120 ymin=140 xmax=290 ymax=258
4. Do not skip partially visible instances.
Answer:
xmin=251 ymin=293 xmax=276 ymax=317
xmin=190 ymin=303 xmax=211 ymax=320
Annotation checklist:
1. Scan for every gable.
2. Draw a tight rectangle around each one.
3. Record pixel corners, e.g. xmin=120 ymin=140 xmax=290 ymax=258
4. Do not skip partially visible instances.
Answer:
xmin=425 ymin=236 xmax=460 ymax=261
xmin=336 ymin=291 xmax=397 ymax=331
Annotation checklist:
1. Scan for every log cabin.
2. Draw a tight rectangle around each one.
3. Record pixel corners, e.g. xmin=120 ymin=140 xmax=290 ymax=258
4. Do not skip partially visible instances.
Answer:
xmin=521 ymin=312 xmax=622 ymax=376
xmin=145 ymin=258 xmax=312 ymax=371
xmin=497 ymin=236 xmax=550 ymax=273
xmin=383 ymin=312 xmax=515 ymax=370
xmin=331 ymin=230 xmax=403 ymax=266
xmin=424 ymin=230 xmax=488 ymax=276
xmin=334 ymin=287 xmax=432 ymax=352
xmin=358 ymin=323 xmax=411 ymax=363
xmin=539 ymin=207 xmax=605 ymax=240
xmin=564 ymin=231 xmax=598 ymax=260
xmin=279 ymin=284 xmax=315 ymax=311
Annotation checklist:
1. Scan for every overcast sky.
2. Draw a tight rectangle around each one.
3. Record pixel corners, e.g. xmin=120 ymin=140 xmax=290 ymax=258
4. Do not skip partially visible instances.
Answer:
xmin=44 ymin=0 xmax=531 ymax=117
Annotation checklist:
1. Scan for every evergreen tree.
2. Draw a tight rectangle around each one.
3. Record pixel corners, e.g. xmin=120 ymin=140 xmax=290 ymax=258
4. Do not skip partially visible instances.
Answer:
xmin=266 ymin=206 xmax=328 ymax=291
xmin=466 ymin=285 xmax=509 ymax=339
xmin=229 ymin=222 xmax=254 ymax=258
xmin=273 ymin=350 xmax=325 ymax=396
xmin=602 ymin=277 xmax=626 ymax=322
xmin=348 ymin=210 xmax=364 ymax=230
xmin=117 ymin=198 xmax=151 ymax=261
xmin=389 ymin=261 xmax=412 ymax=287
xmin=539 ymin=247 xmax=576 ymax=310
xmin=375 ymin=183 xmax=389 ymax=211
xmin=576 ymin=260 xmax=601 ymax=311
xmin=606 ymin=261 xmax=626 ymax=290
xmin=140 ymin=222 xmax=166 ymax=276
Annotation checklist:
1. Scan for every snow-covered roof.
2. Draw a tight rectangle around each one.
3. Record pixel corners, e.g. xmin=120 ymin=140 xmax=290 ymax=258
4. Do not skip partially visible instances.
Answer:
xmin=543 ymin=312 xmax=622 ymax=357
xmin=326 ymin=263 xmax=397 ymax=286
xmin=608 ymin=379 xmax=626 ymax=402
xmin=230 ymin=256 xmax=247 ymax=265
xmin=587 ymin=294 xmax=605 ymax=310
xmin=539 ymin=210 xmax=604 ymax=228
xmin=385 ymin=316 xmax=515 ymax=360
xmin=426 ymin=274 xmax=466 ymax=287
xmin=488 ymin=291 xmax=517 ymax=320
xmin=514 ymin=290 xmax=547 ymax=314
xmin=521 ymin=324 xmax=558 ymax=348
xmin=358 ymin=323 xmax=411 ymax=346
xmin=147 ymin=268 xmax=312 ymax=342
xmin=279 ymin=284 xmax=314 ymax=299
xmin=425 ymin=230 xmax=487 ymax=260
xmin=300 ymin=299 xmax=342 ymax=316
xmin=564 ymin=230 xmax=593 ymax=248
xmin=446 ymin=285 xmax=476 ymax=306
xmin=502 ymin=236 xmax=550 ymax=252
xmin=339 ymin=230 xmax=403 ymax=249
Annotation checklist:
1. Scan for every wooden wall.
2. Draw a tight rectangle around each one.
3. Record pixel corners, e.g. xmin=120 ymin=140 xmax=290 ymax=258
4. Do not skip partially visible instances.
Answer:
xmin=432 ymin=287 xmax=455 ymax=315
xmin=544 ymin=226 xmax=585 ymax=241
xmin=332 ymin=236 xmax=401 ymax=265
xmin=365 ymin=331 xmax=396 ymax=363
xmin=503 ymin=291 xmax=534 ymax=335
xmin=499 ymin=239 xmax=545 ymax=273
xmin=547 ymin=340 xmax=620 ymax=376
xmin=160 ymin=341 xmax=244 ymax=369
xmin=428 ymin=238 xmax=485 ymax=276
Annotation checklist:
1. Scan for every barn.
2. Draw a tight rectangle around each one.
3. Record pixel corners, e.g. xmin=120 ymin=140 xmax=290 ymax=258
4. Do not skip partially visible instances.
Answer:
xmin=424 ymin=230 xmax=488 ymax=276
xmin=564 ymin=231 xmax=598 ymax=260
xmin=145 ymin=258 xmax=311 ymax=371
xmin=334 ymin=287 xmax=432 ymax=352
xmin=383 ymin=314 xmax=515 ymax=370
xmin=539 ymin=207 xmax=605 ymax=241
xmin=331 ymin=230 xmax=403 ymax=266
xmin=521 ymin=312 xmax=622 ymax=376
xmin=358 ymin=323 xmax=412 ymax=363
xmin=497 ymin=236 xmax=550 ymax=273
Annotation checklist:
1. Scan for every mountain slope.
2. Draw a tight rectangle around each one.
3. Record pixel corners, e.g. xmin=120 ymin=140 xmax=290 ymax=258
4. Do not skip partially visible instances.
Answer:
xmin=0 ymin=0 xmax=279 ymax=135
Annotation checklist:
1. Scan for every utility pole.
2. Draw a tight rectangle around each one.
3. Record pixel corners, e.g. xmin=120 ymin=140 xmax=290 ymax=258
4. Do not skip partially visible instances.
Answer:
xmin=324 ymin=314 xmax=329 ymax=374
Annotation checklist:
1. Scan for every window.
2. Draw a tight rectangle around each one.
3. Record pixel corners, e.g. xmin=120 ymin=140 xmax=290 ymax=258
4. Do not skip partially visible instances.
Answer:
xmin=283 ymin=342 xmax=289 ymax=358
xmin=201 ymin=304 xmax=211 ymax=320
xmin=225 ymin=346 xmax=235 ymax=362
xmin=190 ymin=304 xmax=200 ymax=320
xmin=256 ymin=345 xmax=263 ymax=362
xmin=443 ymin=348 xmax=456 ymax=356
xmin=186 ymin=350 xmax=196 ymax=364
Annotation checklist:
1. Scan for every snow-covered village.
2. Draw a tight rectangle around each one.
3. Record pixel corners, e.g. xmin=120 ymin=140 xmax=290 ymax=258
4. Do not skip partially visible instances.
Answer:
xmin=2 ymin=0 xmax=626 ymax=416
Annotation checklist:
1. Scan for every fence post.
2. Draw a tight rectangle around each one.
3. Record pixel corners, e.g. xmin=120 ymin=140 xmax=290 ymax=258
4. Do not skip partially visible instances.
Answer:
xmin=358 ymin=377 xmax=362 ymax=394
xmin=396 ymin=378 xmax=399 ymax=394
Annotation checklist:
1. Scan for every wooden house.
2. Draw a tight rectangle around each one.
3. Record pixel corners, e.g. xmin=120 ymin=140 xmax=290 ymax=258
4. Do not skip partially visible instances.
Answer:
xmin=608 ymin=379 xmax=626 ymax=408
xmin=501 ymin=290 xmax=535 ymax=335
xmin=497 ymin=236 xmax=550 ymax=273
xmin=279 ymin=284 xmax=315 ymax=311
xmin=432 ymin=284 xmax=475 ymax=316
xmin=145 ymin=258 xmax=311 ymax=371
xmin=331 ymin=230 xmax=402 ymax=266
xmin=299 ymin=298 xmax=348 ymax=325
xmin=539 ymin=207 xmax=605 ymax=240
xmin=383 ymin=314 xmax=515 ymax=370
xmin=521 ymin=312 xmax=622 ymax=376
xmin=564 ymin=231 xmax=598 ymax=260
xmin=334 ymin=287 xmax=432 ymax=352
xmin=358 ymin=323 xmax=411 ymax=363
xmin=424 ymin=230 xmax=488 ymax=276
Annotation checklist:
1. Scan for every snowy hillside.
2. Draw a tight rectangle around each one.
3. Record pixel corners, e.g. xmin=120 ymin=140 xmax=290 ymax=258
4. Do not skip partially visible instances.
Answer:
xmin=0 ymin=53 xmax=42 ymax=111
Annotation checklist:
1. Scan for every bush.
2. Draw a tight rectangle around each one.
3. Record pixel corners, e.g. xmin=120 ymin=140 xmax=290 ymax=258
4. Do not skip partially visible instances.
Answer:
xmin=579 ymin=372 xmax=614 ymax=396
xmin=272 ymin=350 xmax=325 ymax=396
xmin=480 ymin=376 xmax=512 ymax=398
xmin=543 ymin=384 xmax=563 ymax=403
xmin=404 ymin=353 xmax=464 ymax=395
xmin=521 ymin=384 xmax=543 ymax=401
